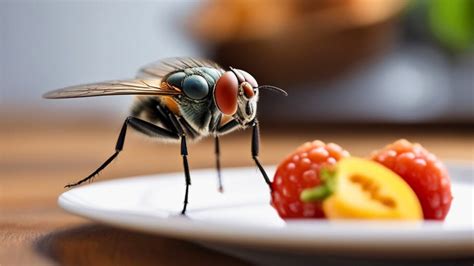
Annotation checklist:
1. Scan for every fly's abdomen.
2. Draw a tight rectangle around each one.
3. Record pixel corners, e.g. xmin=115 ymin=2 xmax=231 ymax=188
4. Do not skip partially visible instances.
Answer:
xmin=131 ymin=96 xmax=176 ymax=134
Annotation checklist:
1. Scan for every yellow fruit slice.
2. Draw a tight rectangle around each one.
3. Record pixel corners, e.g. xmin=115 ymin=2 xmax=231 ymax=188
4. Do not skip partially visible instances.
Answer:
xmin=301 ymin=157 xmax=423 ymax=220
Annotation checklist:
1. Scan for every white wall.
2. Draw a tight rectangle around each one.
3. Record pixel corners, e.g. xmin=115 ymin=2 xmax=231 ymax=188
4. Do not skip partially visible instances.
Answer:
xmin=1 ymin=1 xmax=201 ymax=115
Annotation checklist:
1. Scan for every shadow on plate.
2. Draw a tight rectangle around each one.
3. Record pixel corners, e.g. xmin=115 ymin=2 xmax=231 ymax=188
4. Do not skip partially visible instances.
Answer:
xmin=34 ymin=224 xmax=248 ymax=266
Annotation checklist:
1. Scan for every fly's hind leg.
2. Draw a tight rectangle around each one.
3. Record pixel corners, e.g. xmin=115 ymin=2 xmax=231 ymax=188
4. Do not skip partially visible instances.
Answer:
xmin=64 ymin=116 xmax=179 ymax=188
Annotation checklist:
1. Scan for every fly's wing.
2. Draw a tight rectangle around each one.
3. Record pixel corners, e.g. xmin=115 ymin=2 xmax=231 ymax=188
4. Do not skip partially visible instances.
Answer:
xmin=43 ymin=79 xmax=181 ymax=99
xmin=137 ymin=57 xmax=225 ymax=79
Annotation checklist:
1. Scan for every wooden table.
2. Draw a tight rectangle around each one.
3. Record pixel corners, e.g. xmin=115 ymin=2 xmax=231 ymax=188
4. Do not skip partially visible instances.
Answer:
xmin=1 ymin=116 xmax=472 ymax=265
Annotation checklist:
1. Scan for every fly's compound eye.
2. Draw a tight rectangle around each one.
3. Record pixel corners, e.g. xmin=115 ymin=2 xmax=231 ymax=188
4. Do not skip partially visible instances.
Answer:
xmin=214 ymin=71 xmax=238 ymax=115
xmin=242 ymin=82 xmax=255 ymax=98
xmin=182 ymin=75 xmax=209 ymax=100
xmin=166 ymin=72 xmax=186 ymax=88
xmin=236 ymin=69 xmax=258 ymax=88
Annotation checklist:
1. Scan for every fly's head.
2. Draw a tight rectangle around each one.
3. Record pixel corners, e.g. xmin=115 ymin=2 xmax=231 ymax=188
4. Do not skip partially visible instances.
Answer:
xmin=214 ymin=68 xmax=259 ymax=127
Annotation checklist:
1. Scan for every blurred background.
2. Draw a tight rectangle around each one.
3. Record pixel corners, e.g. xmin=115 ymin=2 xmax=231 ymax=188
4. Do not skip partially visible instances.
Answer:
xmin=1 ymin=0 xmax=473 ymax=199
xmin=1 ymin=1 xmax=473 ymax=264
xmin=1 ymin=0 xmax=473 ymax=124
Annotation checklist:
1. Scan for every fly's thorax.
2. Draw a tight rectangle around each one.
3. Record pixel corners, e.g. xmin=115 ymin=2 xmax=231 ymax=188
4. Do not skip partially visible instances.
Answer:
xmin=164 ymin=67 xmax=222 ymax=102
xmin=177 ymin=98 xmax=212 ymax=128
xmin=162 ymin=67 xmax=224 ymax=133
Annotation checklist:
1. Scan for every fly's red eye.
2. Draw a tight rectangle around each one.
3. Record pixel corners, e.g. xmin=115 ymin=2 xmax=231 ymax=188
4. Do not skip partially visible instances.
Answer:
xmin=242 ymin=82 xmax=254 ymax=98
xmin=237 ymin=69 xmax=258 ymax=88
xmin=214 ymin=71 xmax=238 ymax=115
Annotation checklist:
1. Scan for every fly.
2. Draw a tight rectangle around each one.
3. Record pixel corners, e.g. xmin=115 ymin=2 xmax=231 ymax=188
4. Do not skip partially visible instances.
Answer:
xmin=43 ymin=57 xmax=287 ymax=214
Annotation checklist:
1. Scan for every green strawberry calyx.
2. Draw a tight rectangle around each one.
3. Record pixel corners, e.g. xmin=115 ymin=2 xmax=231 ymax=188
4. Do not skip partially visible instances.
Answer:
xmin=300 ymin=168 xmax=336 ymax=202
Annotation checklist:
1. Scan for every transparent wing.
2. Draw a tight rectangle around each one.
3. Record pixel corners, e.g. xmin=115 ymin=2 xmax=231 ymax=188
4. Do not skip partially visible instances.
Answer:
xmin=137 ymin=57 xmax=225 ymax=78
xmin=43 ymin=79 xmax=181 ymax=99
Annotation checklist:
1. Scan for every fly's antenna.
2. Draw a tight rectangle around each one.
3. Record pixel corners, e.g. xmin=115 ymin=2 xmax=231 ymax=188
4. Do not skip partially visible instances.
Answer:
xmin=256 ymin=85 xmax=288 ymax=96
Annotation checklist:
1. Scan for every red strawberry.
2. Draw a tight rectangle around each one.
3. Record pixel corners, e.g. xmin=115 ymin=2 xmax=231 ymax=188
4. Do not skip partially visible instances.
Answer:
xmin=371 ymin=139 xmax=452 ymax=220
xmin=271 ymin=140 xmax=350 ymax=218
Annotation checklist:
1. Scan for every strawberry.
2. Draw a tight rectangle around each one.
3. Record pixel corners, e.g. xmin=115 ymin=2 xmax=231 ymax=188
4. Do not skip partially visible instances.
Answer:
xmin=371 ymin=139 xmax=452 ymax=220
xmin=271 ymin=140 xmax=350 ymax=218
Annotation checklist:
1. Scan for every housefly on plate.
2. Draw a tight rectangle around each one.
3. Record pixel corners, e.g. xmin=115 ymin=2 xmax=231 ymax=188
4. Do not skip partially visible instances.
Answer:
xmin=43 ymin=57 xmax=287 ymax=214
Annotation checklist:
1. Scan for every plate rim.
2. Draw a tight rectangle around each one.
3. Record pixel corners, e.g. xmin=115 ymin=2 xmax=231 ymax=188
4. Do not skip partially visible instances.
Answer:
xmin=58 ymin=163 xmax=474 ymax=258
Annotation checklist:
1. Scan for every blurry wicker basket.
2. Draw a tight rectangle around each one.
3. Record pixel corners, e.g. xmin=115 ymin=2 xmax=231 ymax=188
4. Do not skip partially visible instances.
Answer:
xmin=189 ymin=0 xmax=407 ymax=88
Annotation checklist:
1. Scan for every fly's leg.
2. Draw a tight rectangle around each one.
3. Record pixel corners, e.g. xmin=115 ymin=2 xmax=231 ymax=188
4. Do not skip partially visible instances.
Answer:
xmin=180 ymin=135 xmax=191 ymax=214
xmin=217 ymin=119 xmax=271 ymax=189
xmin=251 ymin=119 xmax=272 ymax=189
xmin=217 ymin=119 xmax=240 ymax=135
xmin=64 ymin=116 xmax=179 ymax=188
xmin=214 ymin=119 xmax=241 ymax=191
xmin=215 ymin=136 xmax=223 ymax=193
xmin=163 ymin=110 xmax=193 ymax=215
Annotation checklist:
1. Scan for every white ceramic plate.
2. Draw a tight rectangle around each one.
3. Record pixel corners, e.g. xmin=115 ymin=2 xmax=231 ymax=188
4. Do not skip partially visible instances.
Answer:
xmin=59 ymin=163 xmax=473 ymax=263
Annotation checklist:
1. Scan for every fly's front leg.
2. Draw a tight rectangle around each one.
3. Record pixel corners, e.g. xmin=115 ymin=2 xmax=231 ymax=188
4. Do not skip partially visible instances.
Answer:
xmin=214 ymin=119 xmax=241 ymax=192
xmin=216 ymin=119 xmax=271 ymax=189
xmin=65 ymin=116 xmax=179 ymax=188
xmin=251 ymin=119 xmax=272 ymax=189
xmin=215 ymin=135 xmax=223 ymax=193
